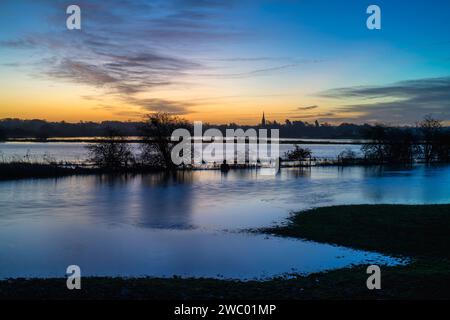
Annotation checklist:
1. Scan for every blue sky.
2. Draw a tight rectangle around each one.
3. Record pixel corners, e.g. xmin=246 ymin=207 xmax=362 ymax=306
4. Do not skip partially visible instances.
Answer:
xmin=1 ymin=0 xmax=450 ymax=124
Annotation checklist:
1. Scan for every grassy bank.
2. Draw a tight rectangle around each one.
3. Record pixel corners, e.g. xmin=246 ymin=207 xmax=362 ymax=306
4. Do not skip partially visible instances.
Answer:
xmin=0 ymin=161 xmax=417 ymax=181
xmin=262 ymin=204 xmax=450 ymax=259
xmin=0 ymin=162 xmax=363 ymax=180
xmin=0 ymin=162 xmax=89 ymax=180
xmin=1 ymin=204 xmax=450 ymax=299
xmin=0 ymin=162 xmax=165 ymax=180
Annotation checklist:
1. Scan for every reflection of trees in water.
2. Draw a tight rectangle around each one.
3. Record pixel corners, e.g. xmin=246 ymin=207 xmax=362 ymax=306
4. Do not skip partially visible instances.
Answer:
xmin=92 ymin=171 xmax=196 ymax=187
xmin=225 ymin=169 xmax=256 ymax=180
xmin=358 ymin=165 xmax=431 ymax=203
xmin=140 ymin=170 xmax=196 ymax=187
xmin=361 ymin=165 xmax=416 ymax=178
xmin=93 ymin=173 xmax=136 ymax=186
xmin=88 ymin=172 xmax=195 ymax=230
xmin=284 ymin=167 xmax=312 ymax=179
xmin=137 ymin=171 xmax=195 ymax=230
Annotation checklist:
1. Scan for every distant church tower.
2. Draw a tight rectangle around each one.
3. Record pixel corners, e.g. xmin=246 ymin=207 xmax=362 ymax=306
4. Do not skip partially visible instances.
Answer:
xmin=261 ymin=112 xmax=266 ymax=127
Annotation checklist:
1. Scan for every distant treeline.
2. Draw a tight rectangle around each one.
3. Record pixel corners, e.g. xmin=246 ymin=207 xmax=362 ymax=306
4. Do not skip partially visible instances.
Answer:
xmin=3 ymin=115 xmax=450 ymax=180
xmin=0 ymin=117 xmax=422 ymax=140
xmin=0 ymin=119 xmax=142 ymax=140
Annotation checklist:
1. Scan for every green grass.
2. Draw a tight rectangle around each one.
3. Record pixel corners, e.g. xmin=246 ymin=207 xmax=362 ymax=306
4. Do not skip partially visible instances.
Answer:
xmin=262 ymin=204 xmax=450 ymax=259
xmin=2 ymin=204 xmax=450 ymax=299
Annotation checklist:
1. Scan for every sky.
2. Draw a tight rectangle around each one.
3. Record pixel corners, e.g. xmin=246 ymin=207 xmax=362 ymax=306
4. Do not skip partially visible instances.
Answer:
xmin=0 ymin=0 xmax=450 ymax=125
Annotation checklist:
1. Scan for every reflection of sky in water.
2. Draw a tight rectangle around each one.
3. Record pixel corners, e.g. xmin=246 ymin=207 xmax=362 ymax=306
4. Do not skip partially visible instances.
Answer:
xmin=0 ymin=142 xmax=362 ymax=163
xmin=0 ymin=225 xmax=402 ymax=280
xmin=1 ymin=164 xmax=447 ymax=279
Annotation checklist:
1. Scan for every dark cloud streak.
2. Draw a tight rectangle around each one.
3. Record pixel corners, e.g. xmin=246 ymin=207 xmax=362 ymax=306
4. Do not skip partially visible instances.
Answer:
xmin=318 ymin=77 xmax=450 ymax=123
xmin=296 ymin=105 xmax=319 ymax=111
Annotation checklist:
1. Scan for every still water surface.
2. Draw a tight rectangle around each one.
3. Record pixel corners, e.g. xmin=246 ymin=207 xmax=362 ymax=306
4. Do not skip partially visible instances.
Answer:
xmin=2 ymin=164 xmax=448 ymax=279
xmin=0 ymin=141 xmax=362 ymax=163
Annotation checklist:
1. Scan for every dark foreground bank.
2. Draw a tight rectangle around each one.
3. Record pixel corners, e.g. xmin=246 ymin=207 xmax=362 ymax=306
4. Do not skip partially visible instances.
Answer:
xmin=1 ymin=204 xmax=450 ymax=300
xmin=0 ymin=162 xmax=166 ymax=180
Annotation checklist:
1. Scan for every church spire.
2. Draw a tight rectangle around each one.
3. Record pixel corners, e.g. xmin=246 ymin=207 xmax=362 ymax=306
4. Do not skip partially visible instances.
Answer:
xmin=261 ymin=112 xmax=266 ymax=127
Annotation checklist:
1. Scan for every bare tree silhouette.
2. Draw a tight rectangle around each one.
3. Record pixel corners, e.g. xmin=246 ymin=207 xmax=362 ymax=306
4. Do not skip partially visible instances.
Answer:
xmin=419 ymin=116 xmax=442 ymax=164
xmin=140 ymin=113 xmax=190 ymax=170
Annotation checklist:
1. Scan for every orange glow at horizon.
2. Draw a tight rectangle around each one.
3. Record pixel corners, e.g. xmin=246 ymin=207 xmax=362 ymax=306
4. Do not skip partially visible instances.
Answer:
xmin=0 ymin=71 xmax=354 ymax=125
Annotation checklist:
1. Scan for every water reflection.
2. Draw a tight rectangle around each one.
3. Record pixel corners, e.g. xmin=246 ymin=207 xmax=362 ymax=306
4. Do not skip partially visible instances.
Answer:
xmin=138 ymin=172 xmax=195 ymax=229
xmin=1 ymin=164 xmax=449 ymax=279
xmin=0 ymin=226 xmax=403 ymax=280
xmin=0 ymin=141 xmax=362 ymax=163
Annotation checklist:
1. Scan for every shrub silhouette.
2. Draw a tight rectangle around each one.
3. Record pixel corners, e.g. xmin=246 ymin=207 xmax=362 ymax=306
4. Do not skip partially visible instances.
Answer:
xmin=86 ymin=129 xmax=134 ymax=169
xmin=285 ymin=145 xmax=312 ymax=162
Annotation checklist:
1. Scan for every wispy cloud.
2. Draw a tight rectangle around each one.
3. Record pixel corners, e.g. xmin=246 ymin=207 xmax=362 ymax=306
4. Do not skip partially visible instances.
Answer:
xmin=46 ymin=59 xmax=119 ymax=87
xmin=2 ymin=0 xmax=305 ymax=116
xmin=296 ymin=105 xmax=319 ymax=111
xmin=318 ymin=77 xmax=450 ymax=123
xmin=124 ymin=97 xmax=195 ymax=115
xmin=197 ymin=62 xmax=320 ymax=79
xmin=1 ymin=0 xmax=324 ymax=120
xmin=290 ymin=112 xmax=335 ymax=119
xmin=0 ymin=38 xmax=39 ymax=49
xmin=0 ymin=1 xmax=229 ymax=101
xmin=207 ymin=57 xmax=302 ymax=62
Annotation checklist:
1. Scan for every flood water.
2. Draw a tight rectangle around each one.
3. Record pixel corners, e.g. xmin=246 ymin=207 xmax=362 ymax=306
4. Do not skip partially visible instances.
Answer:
xmin=0 ymin=141 xmax=362 ymax=163
xmin=2 ymin=158 xmax=448 ymax=279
